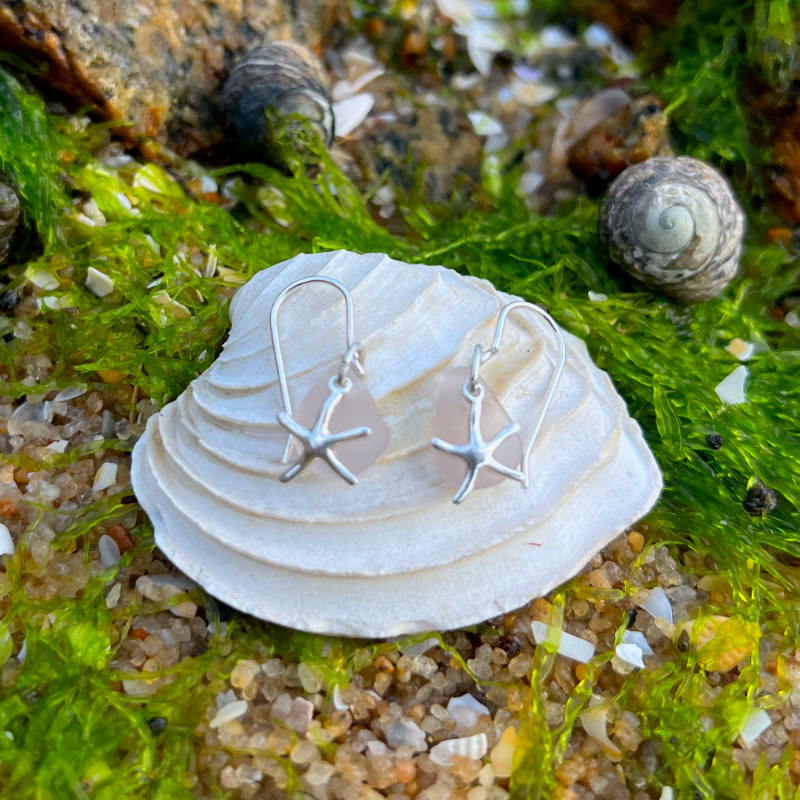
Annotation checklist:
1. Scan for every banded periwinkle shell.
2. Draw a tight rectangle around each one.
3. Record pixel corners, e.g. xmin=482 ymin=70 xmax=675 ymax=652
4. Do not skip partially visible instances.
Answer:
xmin=131 ymin=251 xmax=662 ymax=637
xmin=0 ymin=182 xmax=20 ymax=264
xmin=599 ymin=156 xmax=745 ymax=302
xmin=220 ymin=42 xmax=334 ymax=163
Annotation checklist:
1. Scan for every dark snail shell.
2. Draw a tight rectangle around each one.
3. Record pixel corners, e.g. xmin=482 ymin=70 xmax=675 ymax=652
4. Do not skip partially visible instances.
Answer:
xmin=220 ymin=42 xmax=334 ymax=164
xmin=0 ymin=182 xmax=20 ymax=265
xmin=599 ymin=157 xmax=745 ymax=302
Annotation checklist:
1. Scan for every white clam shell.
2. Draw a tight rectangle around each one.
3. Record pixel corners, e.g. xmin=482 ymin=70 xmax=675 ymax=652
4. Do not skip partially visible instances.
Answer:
xmin=131 ymin=250 xmax=662 ymax=636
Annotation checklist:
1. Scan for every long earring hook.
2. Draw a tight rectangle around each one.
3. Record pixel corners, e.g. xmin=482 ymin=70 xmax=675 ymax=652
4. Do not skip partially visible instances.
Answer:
xmin=480 ymin=300 xmax=566 ymax=488
xmin=270 ymin=276 xmax=365 ymax=463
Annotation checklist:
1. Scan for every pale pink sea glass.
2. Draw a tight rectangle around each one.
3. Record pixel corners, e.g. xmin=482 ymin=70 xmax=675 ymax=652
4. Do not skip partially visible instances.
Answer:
xmin=289 ymin=366 xmax=390 ymax=479
xmin=432 ymin=366 xmax=523 ymax=491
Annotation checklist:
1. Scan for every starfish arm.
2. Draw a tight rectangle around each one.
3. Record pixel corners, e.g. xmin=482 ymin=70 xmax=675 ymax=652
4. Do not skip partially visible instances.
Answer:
xmin=487 ymin=422 xmax=521 ymax=452
xmin=323 ymin=448 xmax=358 ymax=485
xmin=452 ymin=464 xmax=480 ymax=504
xmin=485 ymin=457 xmax=525 ymax=482
xmin=318 ymin=386 xmax=345 ymax=430
xmin=326 ymin=425 xmax=371 ymax=445
xmin=431 ymin=437 xmax=472 ymax=457
xmin=277 ymin=412 xmax=311 ymax=442
xmin=280 ymin=454 xmax=313 ymax=483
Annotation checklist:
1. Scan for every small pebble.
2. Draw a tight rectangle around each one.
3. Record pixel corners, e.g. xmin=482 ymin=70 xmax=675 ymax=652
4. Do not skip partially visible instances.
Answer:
xmin=147 ymin=717 xmax=168 ymax=733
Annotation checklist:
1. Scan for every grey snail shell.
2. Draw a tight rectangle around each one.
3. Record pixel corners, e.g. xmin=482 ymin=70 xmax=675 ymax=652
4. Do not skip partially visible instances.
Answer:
xmin=0 ymin=182 xmax=20 ymax=265
xmin=598 ymin=157 xmax=745 ymax=302
xmin=220 ymin=42 xmax=334 ymax=164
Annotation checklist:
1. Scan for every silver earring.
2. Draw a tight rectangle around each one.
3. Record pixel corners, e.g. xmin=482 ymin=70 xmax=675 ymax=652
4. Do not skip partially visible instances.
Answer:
xmin=430 ymin=300 xmax=566 ymax=504
xmin=270 ymin=276 xmax=389 ymax=485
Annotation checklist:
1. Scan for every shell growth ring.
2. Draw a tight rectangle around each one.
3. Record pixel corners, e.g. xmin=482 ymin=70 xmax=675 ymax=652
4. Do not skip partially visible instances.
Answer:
xmin=431 ymin=300 xmax=566 ymax=504
xmin=270 ymin=276 xmax=389 ymax=485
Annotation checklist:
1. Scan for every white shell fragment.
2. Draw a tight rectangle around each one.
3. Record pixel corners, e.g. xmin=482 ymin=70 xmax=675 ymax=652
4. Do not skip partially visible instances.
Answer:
xmin=634 ymin=587 xmax=673 ymax=623
xmin=739 ymin=709 xmax=772 ymax=745
xmin=614 ymin=642 xmax=645 ymax=669
xmin=531 ymin=621 xmax=595 ymax=663
xmin=98 ymin=534 xmax=121 ymax=568
xmin=384 ymin=719 xmax=428 ymax=752
xmin=599 ymin=157 xmax=745 ymax=303
xmin=430 ymin=733 xmax=488 ymax=766
xmin=725 ymin=338 xmax=755 ymax=361
xmin=0 ymin=523 xmax=14 ymax=557
xmin=580 ymin=703 xmax=621 ymax=759
xmin=210 ymin=700 xmax=249 ymax=728
xmin=622 ymin=630 xmax=654 ymax=656
xmin=447 ymin=694 xmax=490 ymax=734
xmin=333 ymin=93 xmax=374 ymax=138
xmin=132 ymin=251 xmax=662 ymax=636
xmin=93 ymin=462 xmax=118 ymax=492
xmin=715 ymin=365 xmax=748 ymax=405
xmin=86 ymin=267 xmax=115 ymax=297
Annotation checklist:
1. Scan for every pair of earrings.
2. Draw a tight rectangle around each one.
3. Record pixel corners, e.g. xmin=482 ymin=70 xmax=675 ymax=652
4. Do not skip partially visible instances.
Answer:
xmin=270 ymin=276 xmax=566 ymax=504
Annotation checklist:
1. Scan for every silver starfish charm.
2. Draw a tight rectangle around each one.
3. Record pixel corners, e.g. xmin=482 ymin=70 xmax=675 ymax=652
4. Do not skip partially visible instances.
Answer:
xmin=431 ymin=382 xmax=524 ymax=504
xmin=277 ymin=376 xmax=371 ymax=485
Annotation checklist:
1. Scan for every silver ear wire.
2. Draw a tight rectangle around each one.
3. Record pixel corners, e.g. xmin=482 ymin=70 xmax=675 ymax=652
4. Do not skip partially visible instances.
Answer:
xmin=270 ymin=276 xmax=371 ymax=484
xmin=480 ymin=301 xmax=566 ymax=489
xmin=431 ymin=300 xmax=566 ymax=503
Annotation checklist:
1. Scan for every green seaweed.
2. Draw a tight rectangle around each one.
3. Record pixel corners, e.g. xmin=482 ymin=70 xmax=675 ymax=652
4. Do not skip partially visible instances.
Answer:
xmin=0 ymin=8 xmax=799 ymax=794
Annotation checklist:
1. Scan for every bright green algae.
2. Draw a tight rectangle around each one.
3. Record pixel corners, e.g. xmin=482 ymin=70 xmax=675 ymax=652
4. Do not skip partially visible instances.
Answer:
xmin=0 ymin=11 xmax=799 ymax=796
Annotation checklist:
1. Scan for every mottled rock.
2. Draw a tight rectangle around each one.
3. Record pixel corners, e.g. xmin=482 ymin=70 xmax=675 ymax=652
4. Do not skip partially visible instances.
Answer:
xmin=0 ymin=0 xmax=347 ymax=152
xmin=338 ymin=77 xmax=481 ymax=208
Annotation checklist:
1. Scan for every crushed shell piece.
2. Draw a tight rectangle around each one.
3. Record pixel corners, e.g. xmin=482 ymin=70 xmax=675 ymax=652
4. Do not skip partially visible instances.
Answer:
xmin=725 ymin=338 xmax=755 ymax=361
xmin=634 ymin=587 xmax=672 ymax=622
xmin=614 ymin=642 xmax=645 ymax=668
xmin=531 ymin=621 xmax=595 ymax=663
xmin=430 ymin=733 xmax=488 ymax=767
xmin=0 ymin=523 xmax=13 ymax=557
xmin=98 ymin=535 xmax=121 ymax=568
xmin=210 ymin=700 xmax=248 ymax=728
xmin=447 ymin=694 xmax=490 ymax=735
xmin=580 ymin=705 xmax=621 ymax=760
xmin=93 ymin=462 xmax=119 ymax=492
xmin=86 ymin=267 xmax=115 ymax=297
xmin=715 ymin=365 xmax=748 ymax=404
xmin=621 ymin=630 xmax=653 ymax=656
xmin=739 ymin=709 xmax=772 ymax=745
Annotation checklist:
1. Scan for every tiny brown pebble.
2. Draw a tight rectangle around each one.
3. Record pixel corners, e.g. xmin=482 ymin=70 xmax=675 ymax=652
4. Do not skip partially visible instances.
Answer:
xmin=574 ymin=664 xmax=586 ymax=681
xmin=0 ymin=499 xmax=17 ymax=518
xmin=627 ymin=530 xmax=644 ymax=553
xmin=770 ymin=305 xmax=786 ymax=320
xmin=373 ymin=655 xmax=394 ymax=673
xmin=396 ymin=759 xmax=417 ymax=783
xmin=13 ymin=468 xmax=28 ymax=485
xmin=502 ymin=613 xmax=517 ymax=632
xmin=530 ymin=597 xmax=553 ymax=622
xmin=108 ymin=680 xmax=122 ymax=692
xmin=364 ymin=15 xmax=386 ymax=38
xmin=130 ymin=628 xmax=149 ymax=640
xmin=107 ymin=524 xmax=134 ymax=554
xmin=400 ymin=27 xmax=428 ymax=71
xmin=766 ymin=227 xmax=792 ymax=243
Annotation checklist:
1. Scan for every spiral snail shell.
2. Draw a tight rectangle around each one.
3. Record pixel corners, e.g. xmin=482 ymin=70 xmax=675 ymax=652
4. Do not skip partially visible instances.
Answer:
xmin=220 ymin=42 xmax=334 ymax=164
xmin=598 ymin=157 xmax=745 ymax=302
xmin=0 ymin=182 xmax=20 ymax=264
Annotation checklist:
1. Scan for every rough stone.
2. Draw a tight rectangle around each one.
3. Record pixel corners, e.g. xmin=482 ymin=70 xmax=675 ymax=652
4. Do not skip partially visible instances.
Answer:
xmin=0 ymin=0 xmax=348 ymax=152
